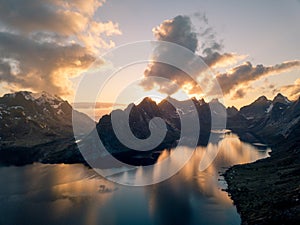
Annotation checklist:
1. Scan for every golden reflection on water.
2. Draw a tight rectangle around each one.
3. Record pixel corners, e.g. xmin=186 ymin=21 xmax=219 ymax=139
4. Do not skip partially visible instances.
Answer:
xmin=47 ymin=164 xmax=115 ymax=225
xmin=0 ymin=134 xmax=270 ymax=225
xmin=11 ymin=163 xmax=115 ymax=225
xmin=147 ymin=134 xmax=270 ymax=221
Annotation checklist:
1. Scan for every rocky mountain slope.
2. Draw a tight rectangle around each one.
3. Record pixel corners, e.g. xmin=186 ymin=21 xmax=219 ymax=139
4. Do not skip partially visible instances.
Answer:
xmin=1 ymin=91 xmax=299 ymax=165
xmin=236 ymin=93 xmax=299 ymax=146
xmin=224 ymin=94 xmax=300 ymax=224
xmin=96 ymin=93 xmax=300 ymax=153
xmin=0 ymin=91 xmax=94 ymax=165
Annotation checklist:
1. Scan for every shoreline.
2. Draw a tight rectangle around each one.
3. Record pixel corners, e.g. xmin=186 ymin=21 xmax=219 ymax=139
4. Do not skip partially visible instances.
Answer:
xmin=224 ymin=143 xmax=300 ymax=225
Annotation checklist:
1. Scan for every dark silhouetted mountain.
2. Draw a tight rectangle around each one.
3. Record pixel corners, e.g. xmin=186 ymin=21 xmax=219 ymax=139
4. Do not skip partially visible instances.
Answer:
xmin=92 ymin=96 xmax=218 ymax=165
xmin=1 ymin=91 xmax=300 ymax=166
xmin=94 ymin=93 xmax=300 ymax=164
xmin=240 ymin=95 xmax=272 ymax=119
xmin=227 ymin=106 xmax=238 ymax=117
xmin=272 ymin=93 xmax=291 ymax=105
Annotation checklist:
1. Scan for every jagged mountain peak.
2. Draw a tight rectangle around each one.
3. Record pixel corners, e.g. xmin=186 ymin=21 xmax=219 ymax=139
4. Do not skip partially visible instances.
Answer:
xmin=158 ymin=97 xmax=176 ymax=109
xmin=124 ymin=103 xmax=136 ymax=112
xmin=138 ymin=97 xmax=157 ymax=107
xmin=228 ymin=105 xmax=238 ymax=110
xmin=272 ymin=93 xmax=291 ymax=105
xmin=191 ymin=96 xmax=198 ymax=102
xmin=240 ymin=95 xmax=271 ymax=118
xmin=133 ymin=97 xmax=161 ymax=118
xmin=254 ymin=95 xmax=269 ymax=103
xmin=209 ymin=98 xmax=226 ymax=109
xmin=198 ymin=98 xmax=206 ymax=105
xmin=274 ymin=93 xmax=284 ymax=98
xmin=159 ymin=95 xmax=178 ymax=104
xmin=0 ymin=90 xmax=94 ymax=149
xmin=210 ymin=98 xmax=220 ymax=103
xmin=227 ymin=106 xmax=239 ymax=117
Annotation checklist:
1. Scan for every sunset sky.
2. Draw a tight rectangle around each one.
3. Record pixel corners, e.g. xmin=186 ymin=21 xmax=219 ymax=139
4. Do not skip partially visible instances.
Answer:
xmin=0 ymin=0 xmax=300 ymax=116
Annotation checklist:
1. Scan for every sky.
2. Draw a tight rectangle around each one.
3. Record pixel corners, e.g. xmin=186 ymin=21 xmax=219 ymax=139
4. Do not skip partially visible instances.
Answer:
xmin=0 ymin=0 xmax=300 ymax=117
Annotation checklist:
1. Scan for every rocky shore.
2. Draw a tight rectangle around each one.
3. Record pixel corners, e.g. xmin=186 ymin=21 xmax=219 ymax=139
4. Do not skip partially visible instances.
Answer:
xmin=224 ymin=140 xmax=300 ymax=224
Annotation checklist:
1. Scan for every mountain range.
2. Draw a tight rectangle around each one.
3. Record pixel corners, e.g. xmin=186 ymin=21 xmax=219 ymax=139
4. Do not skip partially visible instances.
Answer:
xmin=1 ymin=90 xmax=299 ymax=223
xmin=97 ymin=92 xmax=300 ymax=157
xmin=0 ymin=91 xmax=300 ymax=166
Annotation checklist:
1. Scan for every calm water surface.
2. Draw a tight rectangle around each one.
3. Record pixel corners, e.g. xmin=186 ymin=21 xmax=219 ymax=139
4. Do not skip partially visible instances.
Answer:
xmin=0 ymin=134 xmax=270 ymax=225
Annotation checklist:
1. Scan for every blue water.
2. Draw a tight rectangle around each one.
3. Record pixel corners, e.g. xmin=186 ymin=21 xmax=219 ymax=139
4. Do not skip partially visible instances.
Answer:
xmin=0 ymin=135 xmax=270 ymax=225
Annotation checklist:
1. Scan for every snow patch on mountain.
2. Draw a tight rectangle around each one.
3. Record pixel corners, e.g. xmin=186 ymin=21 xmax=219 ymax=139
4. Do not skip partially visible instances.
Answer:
xmin=266 ymin=104 xmax=273 ymax=113
xmin=4 ymin=91 xmax=64 ymax=108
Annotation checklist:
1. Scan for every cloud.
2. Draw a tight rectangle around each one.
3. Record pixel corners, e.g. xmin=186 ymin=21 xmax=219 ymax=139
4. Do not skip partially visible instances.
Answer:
xmin=231 ymin=88 xmax=246 ymax=100
xmin=279 ymin=78 xmax=300 ymax=100
xmin=0 ymin=0 xmax=104 ymax=34
xmin=0 ymin=0 xmax=121 ymax=52
xmin=140 ymin=15 xmax=300 ymax=101
xmin=141 ymin=15 xmax=202 ymax=96
xmin=0 ymin=0 xmax=87 ymax=35
xmin=211 ymin=60 xmax=300 ymax=96
xmin=153 ymin=15 xmax=198 ymax=52
xmin=195 ymin=12 xmax=246 ymax=68
xmin=202 ymin=52 xmax=246 ymax=68
xmin=0 ymin=0 xmax=121 ymax=97
xmin=140 ymin=15 xmax=247 ymax=97
xmin=0 ymin=32 xmax=94 ymax=95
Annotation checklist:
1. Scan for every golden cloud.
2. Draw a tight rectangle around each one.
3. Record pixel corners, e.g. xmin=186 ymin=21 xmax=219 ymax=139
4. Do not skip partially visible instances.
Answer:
xmin=0 ymin=0 xmax=121 ymax=97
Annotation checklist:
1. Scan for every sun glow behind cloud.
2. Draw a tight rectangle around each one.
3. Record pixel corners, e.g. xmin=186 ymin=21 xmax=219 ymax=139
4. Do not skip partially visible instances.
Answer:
xmin=0 ymin=0 xmax=121 ymax=99
xmin=0 ymin=1 xmax=300 ymax=113
xmin=139 ymin=15 xmax=300 ymax=109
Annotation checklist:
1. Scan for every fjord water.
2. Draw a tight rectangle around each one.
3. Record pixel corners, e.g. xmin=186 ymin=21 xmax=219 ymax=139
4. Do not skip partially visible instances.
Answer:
xmin=0 ymin=134 xmax=270 ymax=225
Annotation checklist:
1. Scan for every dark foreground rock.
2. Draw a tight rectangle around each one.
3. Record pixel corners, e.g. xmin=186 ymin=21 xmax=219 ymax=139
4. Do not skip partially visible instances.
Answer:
xmin=224 ymin=131 xmax=300 ymax=224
